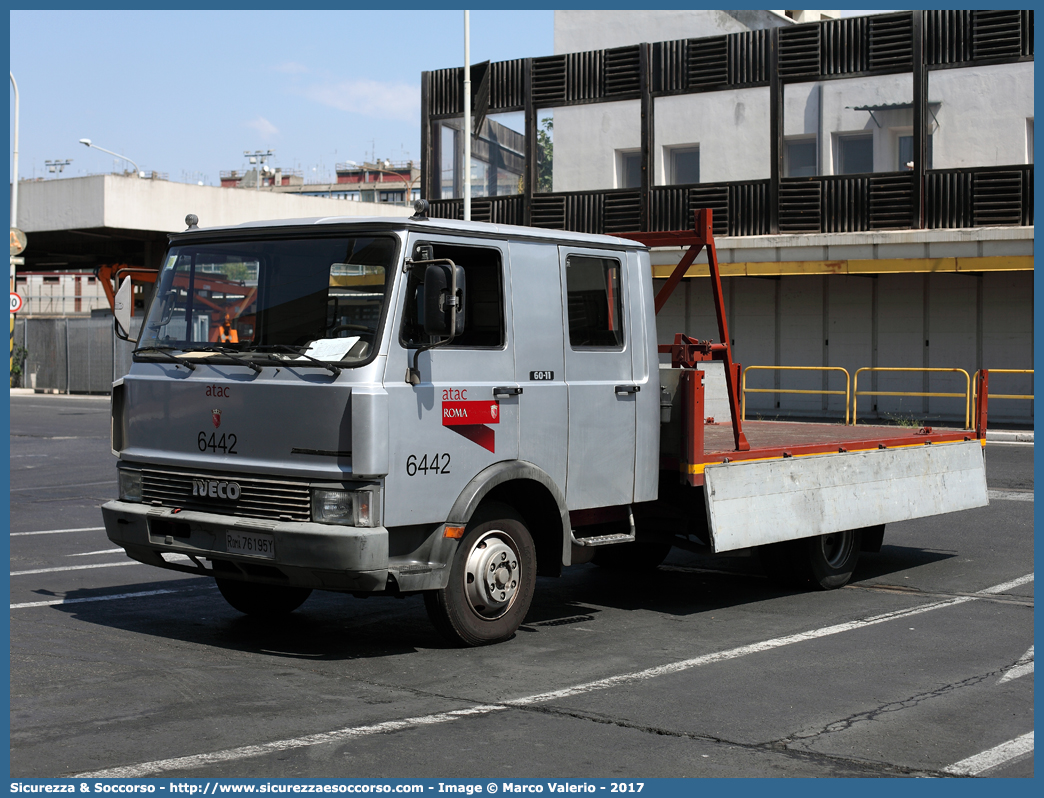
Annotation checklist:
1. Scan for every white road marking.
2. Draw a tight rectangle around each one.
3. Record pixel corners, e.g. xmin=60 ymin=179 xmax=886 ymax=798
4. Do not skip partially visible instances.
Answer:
xmin=987 ymin=490 xmax=1034 ymax=502
xmin=75 ymin=706 xmax=508 ymax=778
xmin=11 ymin=526 xmax=106 ymax=537
xmin=943 ymin=731 xmax=1034 ymax=776
xmin=978 ymin=574 xmax=1034 ymax=594
xmin=75 ymin=572 xmax=1034 ymax=779
xmin=997 ymin=646 xmax=1034 ymax=685
xmin=11 ymin=561 xmax=139 ymax=576
xmin=10 ymin=480 xmax=115 ymax=492
xmin=11 ymin=588 xmax=189 ymax=610
xmin=12 ymin=554 xmax=194 ymax=576
xmin=67 ymin=548 xmax=125 ymax=557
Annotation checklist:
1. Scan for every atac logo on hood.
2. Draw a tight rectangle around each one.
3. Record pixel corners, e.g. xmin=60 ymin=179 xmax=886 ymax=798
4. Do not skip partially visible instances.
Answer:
xmin=212 ymin=408 xmax=222 ymax=429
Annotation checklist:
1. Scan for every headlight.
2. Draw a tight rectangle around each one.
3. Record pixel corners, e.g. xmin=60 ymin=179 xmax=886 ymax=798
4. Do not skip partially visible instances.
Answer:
xmin=311 ymin=488 xmax=379 ymax=527
xmin=118 ymin=468 xmax=142 ymax=502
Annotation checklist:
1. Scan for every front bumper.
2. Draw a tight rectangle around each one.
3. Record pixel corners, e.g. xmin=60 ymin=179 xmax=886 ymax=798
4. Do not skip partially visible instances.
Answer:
xmin=101 ymin=500 xmax=389 ymax=592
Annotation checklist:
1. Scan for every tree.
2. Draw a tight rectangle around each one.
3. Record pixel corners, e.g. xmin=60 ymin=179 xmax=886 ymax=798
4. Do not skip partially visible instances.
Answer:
xmin=537 ymin=118 xmax=553 ymax=193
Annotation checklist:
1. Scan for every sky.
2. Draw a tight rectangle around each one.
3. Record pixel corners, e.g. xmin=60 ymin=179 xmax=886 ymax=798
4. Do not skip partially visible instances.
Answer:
xmin=10 ymin=9 xmax=894 ymax=188
xmin=9 ymin=9 xmax=555 ymax=186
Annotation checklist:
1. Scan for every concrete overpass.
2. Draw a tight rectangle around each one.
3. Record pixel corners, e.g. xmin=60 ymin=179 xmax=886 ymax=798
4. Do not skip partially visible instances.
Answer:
xmin=12 ymin=174 xmax=412 ymax=273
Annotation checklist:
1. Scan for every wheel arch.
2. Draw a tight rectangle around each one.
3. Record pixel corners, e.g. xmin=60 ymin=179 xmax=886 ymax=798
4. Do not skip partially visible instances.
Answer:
xmin=448 ymin=460 xmax=570 ymax=577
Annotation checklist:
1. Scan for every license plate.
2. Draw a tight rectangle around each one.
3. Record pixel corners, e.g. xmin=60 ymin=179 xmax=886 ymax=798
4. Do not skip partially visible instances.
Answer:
xmin=225 ymin=531 xmax=275 ymax=559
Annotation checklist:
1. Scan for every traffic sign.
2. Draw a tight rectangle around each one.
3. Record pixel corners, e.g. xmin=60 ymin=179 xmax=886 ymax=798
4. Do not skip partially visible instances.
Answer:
xmin=10 ymin=292 xmax=24 ymax=313
xmin=10 ymin=227 xmax=27 ymax=256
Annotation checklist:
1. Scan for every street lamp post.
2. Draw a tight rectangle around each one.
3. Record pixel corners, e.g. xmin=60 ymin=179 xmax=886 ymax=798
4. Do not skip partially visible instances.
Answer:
xmin=463 ymin=9 xmax=471 ymax=221
xmin=10 ymin=72 xmax=19 ymax=227
xmin=78 ymin=139 xmax=141 ymax=177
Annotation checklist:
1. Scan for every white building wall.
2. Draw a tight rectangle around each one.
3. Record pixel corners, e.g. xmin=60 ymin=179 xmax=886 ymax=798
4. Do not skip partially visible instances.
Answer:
xmin=554 ymin=10 xmax=789 ymax=55
xmin=653 ymin=270 xmax=1033 ymax=425
xmin=875 ymin=273 xmax=926 ymax=418
xmin=778 ymin=276 xmax=825 ymax=413
xmin=655 ymin=89 xmax=772 ymax=184
xmin=825 ymin=277 xmax=874 ymax=417
xmin=552 ymin=101 xmax=641 ymax=192
xmin=926 ymin=273 xmax=978 ymax=422
xmin=982 ymin=271 xmax=1035 ymax=421
xmin=928 ymin=61 xmax=1035 ymax=169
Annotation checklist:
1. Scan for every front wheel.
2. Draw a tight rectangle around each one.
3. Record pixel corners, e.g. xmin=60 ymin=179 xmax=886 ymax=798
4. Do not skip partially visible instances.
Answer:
xmin=216 ymin=579 xmax=312 ymax=616
xmin=424 ymin=503 xmax=536 ymax=646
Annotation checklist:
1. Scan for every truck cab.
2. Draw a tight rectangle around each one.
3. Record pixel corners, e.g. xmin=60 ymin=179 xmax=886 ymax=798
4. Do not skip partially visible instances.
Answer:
xmin=103 ymin=212 xmax=659 ymax=645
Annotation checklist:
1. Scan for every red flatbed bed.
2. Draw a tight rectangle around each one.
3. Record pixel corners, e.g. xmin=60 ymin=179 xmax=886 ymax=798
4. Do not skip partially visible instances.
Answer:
xmin=703 ymin=420 xmax=977 ymax=460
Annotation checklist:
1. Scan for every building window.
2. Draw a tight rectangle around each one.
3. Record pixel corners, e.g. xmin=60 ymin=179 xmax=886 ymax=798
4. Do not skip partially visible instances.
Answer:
xmin=1028 ymin=119 xmax=1034 ymax=164
xmin=565 ymin=255 xmax=624 ymax=349
xmin=668 ymin=146 xmax=700 ymax=184
xmin=618 ymin=150 xmax=642 ymax=189
xmin=898 ymin=135 xmax=933 ymax=171
xmin=838 ymin=134 xmax=873 ymax=175
xmin=785 ymin=138 xmax=817 ymax=177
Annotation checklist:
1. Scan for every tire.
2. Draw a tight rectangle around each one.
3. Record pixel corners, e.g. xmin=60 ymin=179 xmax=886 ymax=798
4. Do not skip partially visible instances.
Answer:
xmin=424 ymin=502 xmax=536 ymax=646
xmin=216 ymin=578 xmax=312 ymax=616
xmin=592 ymin=540 xmax=672 ymax=571
xmin=759 ymin=529 xmax=862 ymax=591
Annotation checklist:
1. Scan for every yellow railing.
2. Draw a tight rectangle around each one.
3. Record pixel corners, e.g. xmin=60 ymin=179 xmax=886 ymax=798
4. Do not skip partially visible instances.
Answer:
xmin=741 ymin=366 xmax=851 ymax=424
xmin=973 ymin=369 xmax=1033 ymax=425
xmin=852 ymin=367 xmax=971 ymax=428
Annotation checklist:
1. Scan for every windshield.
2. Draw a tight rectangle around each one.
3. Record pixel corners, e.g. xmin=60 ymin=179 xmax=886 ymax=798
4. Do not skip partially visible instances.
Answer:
xmin=138 ymin=235 xmax=398 ymax=365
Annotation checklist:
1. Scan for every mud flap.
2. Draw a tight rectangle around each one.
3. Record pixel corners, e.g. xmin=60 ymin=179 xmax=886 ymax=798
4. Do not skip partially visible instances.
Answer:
xmin=703 ymin=440 xmax=988 ymax=553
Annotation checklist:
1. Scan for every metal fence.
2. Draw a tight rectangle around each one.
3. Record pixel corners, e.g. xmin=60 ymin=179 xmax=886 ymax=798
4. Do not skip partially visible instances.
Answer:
xmin=13 ymin=317 xmax=134 ymax=394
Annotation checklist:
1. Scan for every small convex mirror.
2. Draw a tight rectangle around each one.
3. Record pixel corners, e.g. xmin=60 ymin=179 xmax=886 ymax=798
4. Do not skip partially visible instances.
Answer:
xmin=113 ymin=276 xmax=138 ymax=342
xmin=422 ymin=263 xmax=466 ymax=337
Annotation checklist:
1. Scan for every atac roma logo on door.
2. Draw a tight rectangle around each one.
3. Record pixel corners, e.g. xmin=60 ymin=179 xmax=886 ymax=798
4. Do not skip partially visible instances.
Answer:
xmin=442 ymin=399 xmax=499 ymax=453
xmin=212 ymin=409 xmax=222 ymax=429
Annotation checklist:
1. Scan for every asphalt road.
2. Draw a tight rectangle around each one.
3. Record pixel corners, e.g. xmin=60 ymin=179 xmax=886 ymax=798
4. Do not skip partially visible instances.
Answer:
xmin=9 ymin=394 xmax=1034 ymax=779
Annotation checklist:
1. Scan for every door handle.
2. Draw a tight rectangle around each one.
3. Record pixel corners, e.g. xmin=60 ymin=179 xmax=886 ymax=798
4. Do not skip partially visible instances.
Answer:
xmin=615 ymin=384 xmax=640 ymax=395
xmin=493 ymin=386 xmax=523 ymax=397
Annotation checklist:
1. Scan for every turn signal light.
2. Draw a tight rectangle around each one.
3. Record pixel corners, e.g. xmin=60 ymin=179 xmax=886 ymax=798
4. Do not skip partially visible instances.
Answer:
xmin=444 ymin=525 xmax=465 ymax=539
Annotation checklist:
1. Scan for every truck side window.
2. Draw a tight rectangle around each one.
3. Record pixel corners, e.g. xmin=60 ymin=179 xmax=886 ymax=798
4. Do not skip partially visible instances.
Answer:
xmin=566 ymin=255 xmax=624 ymax=349
xmin=401 ymin=243 xmax=504 ymax=348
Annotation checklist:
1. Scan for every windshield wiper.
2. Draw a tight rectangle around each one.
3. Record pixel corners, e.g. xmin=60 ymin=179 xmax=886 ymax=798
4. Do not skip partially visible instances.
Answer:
xmin=132 ymin=346 xmax=196 ymax=371
xmin=254 ymin=344 xmax=343 ymax=375
xmin=181 ymin=344 xmax=265 ymax=373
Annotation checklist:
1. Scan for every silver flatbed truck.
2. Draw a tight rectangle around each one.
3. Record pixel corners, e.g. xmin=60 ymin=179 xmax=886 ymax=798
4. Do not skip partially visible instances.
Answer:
xmin=101 ymin=205 xmax=991 ymax=645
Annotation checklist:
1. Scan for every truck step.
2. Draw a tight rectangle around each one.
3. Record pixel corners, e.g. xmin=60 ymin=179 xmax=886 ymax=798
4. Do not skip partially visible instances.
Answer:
xmin=570 ymin=531 xmax=636 ymax=547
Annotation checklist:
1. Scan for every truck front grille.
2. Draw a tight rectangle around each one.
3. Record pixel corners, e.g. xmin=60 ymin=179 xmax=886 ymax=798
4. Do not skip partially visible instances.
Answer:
xmin=141 ymin=468 xmax=311 ymax=522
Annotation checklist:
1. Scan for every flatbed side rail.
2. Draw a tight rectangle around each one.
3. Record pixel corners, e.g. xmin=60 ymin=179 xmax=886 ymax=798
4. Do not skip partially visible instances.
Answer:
xmin=742 ymin=366 xmax=851 ymax=425
xmin=972 ymin=369 xmax=1033 ymax=426
xmin=852 ymin=367 xmax=971 ymax=428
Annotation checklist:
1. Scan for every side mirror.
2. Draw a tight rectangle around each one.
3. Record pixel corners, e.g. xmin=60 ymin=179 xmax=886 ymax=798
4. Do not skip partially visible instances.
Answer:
xmin=422 ymin=263 xmax=466 ymax=337
xmin=113 ymin=276 xmax=138 ymax=342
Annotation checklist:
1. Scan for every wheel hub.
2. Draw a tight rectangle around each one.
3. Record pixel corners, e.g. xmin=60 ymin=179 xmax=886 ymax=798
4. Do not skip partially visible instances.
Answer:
xmin=464 ymin=531 xmax=520 ymax=620
xmin=819 ymin=530 xmax=854 ymax=569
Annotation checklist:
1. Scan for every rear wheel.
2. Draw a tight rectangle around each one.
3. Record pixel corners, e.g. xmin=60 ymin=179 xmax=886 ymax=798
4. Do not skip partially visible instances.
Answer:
xmin=424 ymin=503 xmax=536 ymax=646
xmin=760 ymin=529 xmax=862 ymax=590
xmin=216 ymin=579 xmax=312 ymax=616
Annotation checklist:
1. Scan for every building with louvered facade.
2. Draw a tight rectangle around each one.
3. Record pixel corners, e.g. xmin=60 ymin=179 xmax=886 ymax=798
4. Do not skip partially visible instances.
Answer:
xmin=419 ymin=10 xmax=1034 ymax=427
